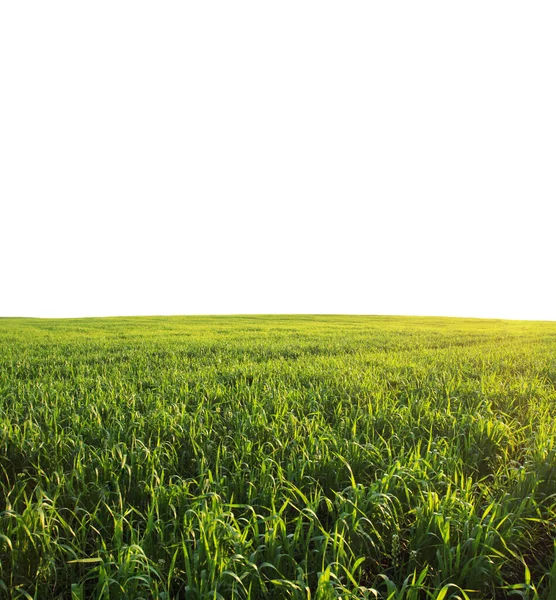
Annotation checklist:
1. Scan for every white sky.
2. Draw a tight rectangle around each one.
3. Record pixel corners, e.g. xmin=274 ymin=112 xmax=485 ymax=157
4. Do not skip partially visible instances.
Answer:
xmin=1 ymin=2 xmax=555 ymax=320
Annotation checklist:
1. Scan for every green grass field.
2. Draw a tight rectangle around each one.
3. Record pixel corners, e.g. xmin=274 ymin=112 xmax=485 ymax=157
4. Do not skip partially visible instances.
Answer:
xmin=1 ymin=315 xmax=556 ymax=599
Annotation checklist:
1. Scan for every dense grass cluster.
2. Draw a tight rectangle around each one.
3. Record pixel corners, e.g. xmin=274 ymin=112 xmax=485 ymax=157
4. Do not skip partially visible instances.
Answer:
xmin=1 ymin=315 xmax=556 ymax=599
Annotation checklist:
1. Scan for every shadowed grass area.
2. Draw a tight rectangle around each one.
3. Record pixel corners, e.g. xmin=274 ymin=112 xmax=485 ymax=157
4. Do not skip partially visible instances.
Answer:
xmin=1 ymin=315 xmax=556 ymax=598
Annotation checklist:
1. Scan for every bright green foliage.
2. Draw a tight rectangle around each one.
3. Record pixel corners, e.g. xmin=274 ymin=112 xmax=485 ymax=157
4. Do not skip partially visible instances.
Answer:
xmin=1 ymin=315 xmax=556 ymax=598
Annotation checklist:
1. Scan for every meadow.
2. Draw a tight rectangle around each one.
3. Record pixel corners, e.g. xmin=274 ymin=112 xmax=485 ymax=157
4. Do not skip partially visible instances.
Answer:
xmin=1 ymin=315 xmax=556 ymax=599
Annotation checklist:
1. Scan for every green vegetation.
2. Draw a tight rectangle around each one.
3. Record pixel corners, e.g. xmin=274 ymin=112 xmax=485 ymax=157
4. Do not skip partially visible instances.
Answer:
xmin=1 ymin=315 xmax=556 ymax=599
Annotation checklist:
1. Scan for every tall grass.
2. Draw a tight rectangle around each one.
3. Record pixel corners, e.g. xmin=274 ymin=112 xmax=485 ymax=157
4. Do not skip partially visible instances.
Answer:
xmin=1 ymin=315 xmax=555 ymax=598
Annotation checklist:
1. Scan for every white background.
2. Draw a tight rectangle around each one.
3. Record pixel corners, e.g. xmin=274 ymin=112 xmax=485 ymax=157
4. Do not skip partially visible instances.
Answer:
xmin=1 ymin=2 xmax=554 ymax=319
